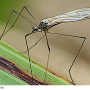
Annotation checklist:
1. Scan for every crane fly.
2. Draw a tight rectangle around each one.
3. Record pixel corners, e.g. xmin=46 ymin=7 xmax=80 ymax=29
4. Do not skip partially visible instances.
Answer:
xmin=0 ymin=6 xmax=90 ymax=85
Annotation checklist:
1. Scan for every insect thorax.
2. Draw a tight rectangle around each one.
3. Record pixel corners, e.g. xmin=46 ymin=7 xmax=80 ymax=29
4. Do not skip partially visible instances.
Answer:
xmin=38 ymin=20 xmax=50 ymax=31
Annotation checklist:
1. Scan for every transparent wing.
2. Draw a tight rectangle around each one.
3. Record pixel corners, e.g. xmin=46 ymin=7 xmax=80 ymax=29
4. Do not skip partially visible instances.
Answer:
xmin=54 ymin=8 xmax=90 ymax=23
xmin=42 ymin=8 xmax=90 ymax=26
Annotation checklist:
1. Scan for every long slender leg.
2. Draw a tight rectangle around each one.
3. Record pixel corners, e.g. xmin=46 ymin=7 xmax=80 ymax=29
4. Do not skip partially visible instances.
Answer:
xmin=23 ymin=34 xmax=45 ymax=54
xmin=25 ymin=32 xmax=34 ymax=84
xmin=23 ymin=6 xmax=38 ymax=25
xmin=69 ymin=38 xmax=85 ymax=84
xmin=0 ymin=6 xmax=37 ymax=40
xmin=25 ymin=31 xmax=45 ymax=84
xmin=47 ymin=32 xmax=86 ymax=84
xmin=44 ymin=31 xmax=50 ymax=84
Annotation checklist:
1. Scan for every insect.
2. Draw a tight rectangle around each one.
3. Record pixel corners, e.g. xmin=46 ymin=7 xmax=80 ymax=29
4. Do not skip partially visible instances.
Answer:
xmin=0 ymin=6 xmax=90 ymax=84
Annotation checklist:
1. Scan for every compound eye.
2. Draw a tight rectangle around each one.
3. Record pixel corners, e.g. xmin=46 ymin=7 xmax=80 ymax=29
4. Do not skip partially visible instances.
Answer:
xmin=34 ymin=27 xmax=38 ymax=31
xmin=32 ymin=27 xmax=38 ymax=32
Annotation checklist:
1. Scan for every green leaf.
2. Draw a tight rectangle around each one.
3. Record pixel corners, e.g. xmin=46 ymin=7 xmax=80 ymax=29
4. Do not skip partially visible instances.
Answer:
xmin=0 ymin=68 xmax=29 ymax=85
xmin=0 ymin=41 xmax=73 ymax=85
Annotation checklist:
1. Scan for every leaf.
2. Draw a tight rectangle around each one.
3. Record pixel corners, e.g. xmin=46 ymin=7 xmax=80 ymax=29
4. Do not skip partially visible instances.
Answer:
xmin=0 ymin=41 xmax=73 ymax=85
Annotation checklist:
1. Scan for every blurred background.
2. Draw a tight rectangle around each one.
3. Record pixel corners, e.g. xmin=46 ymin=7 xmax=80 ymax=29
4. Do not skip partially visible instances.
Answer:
xmin=0 ymin=0 xmax=90 ymax=85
